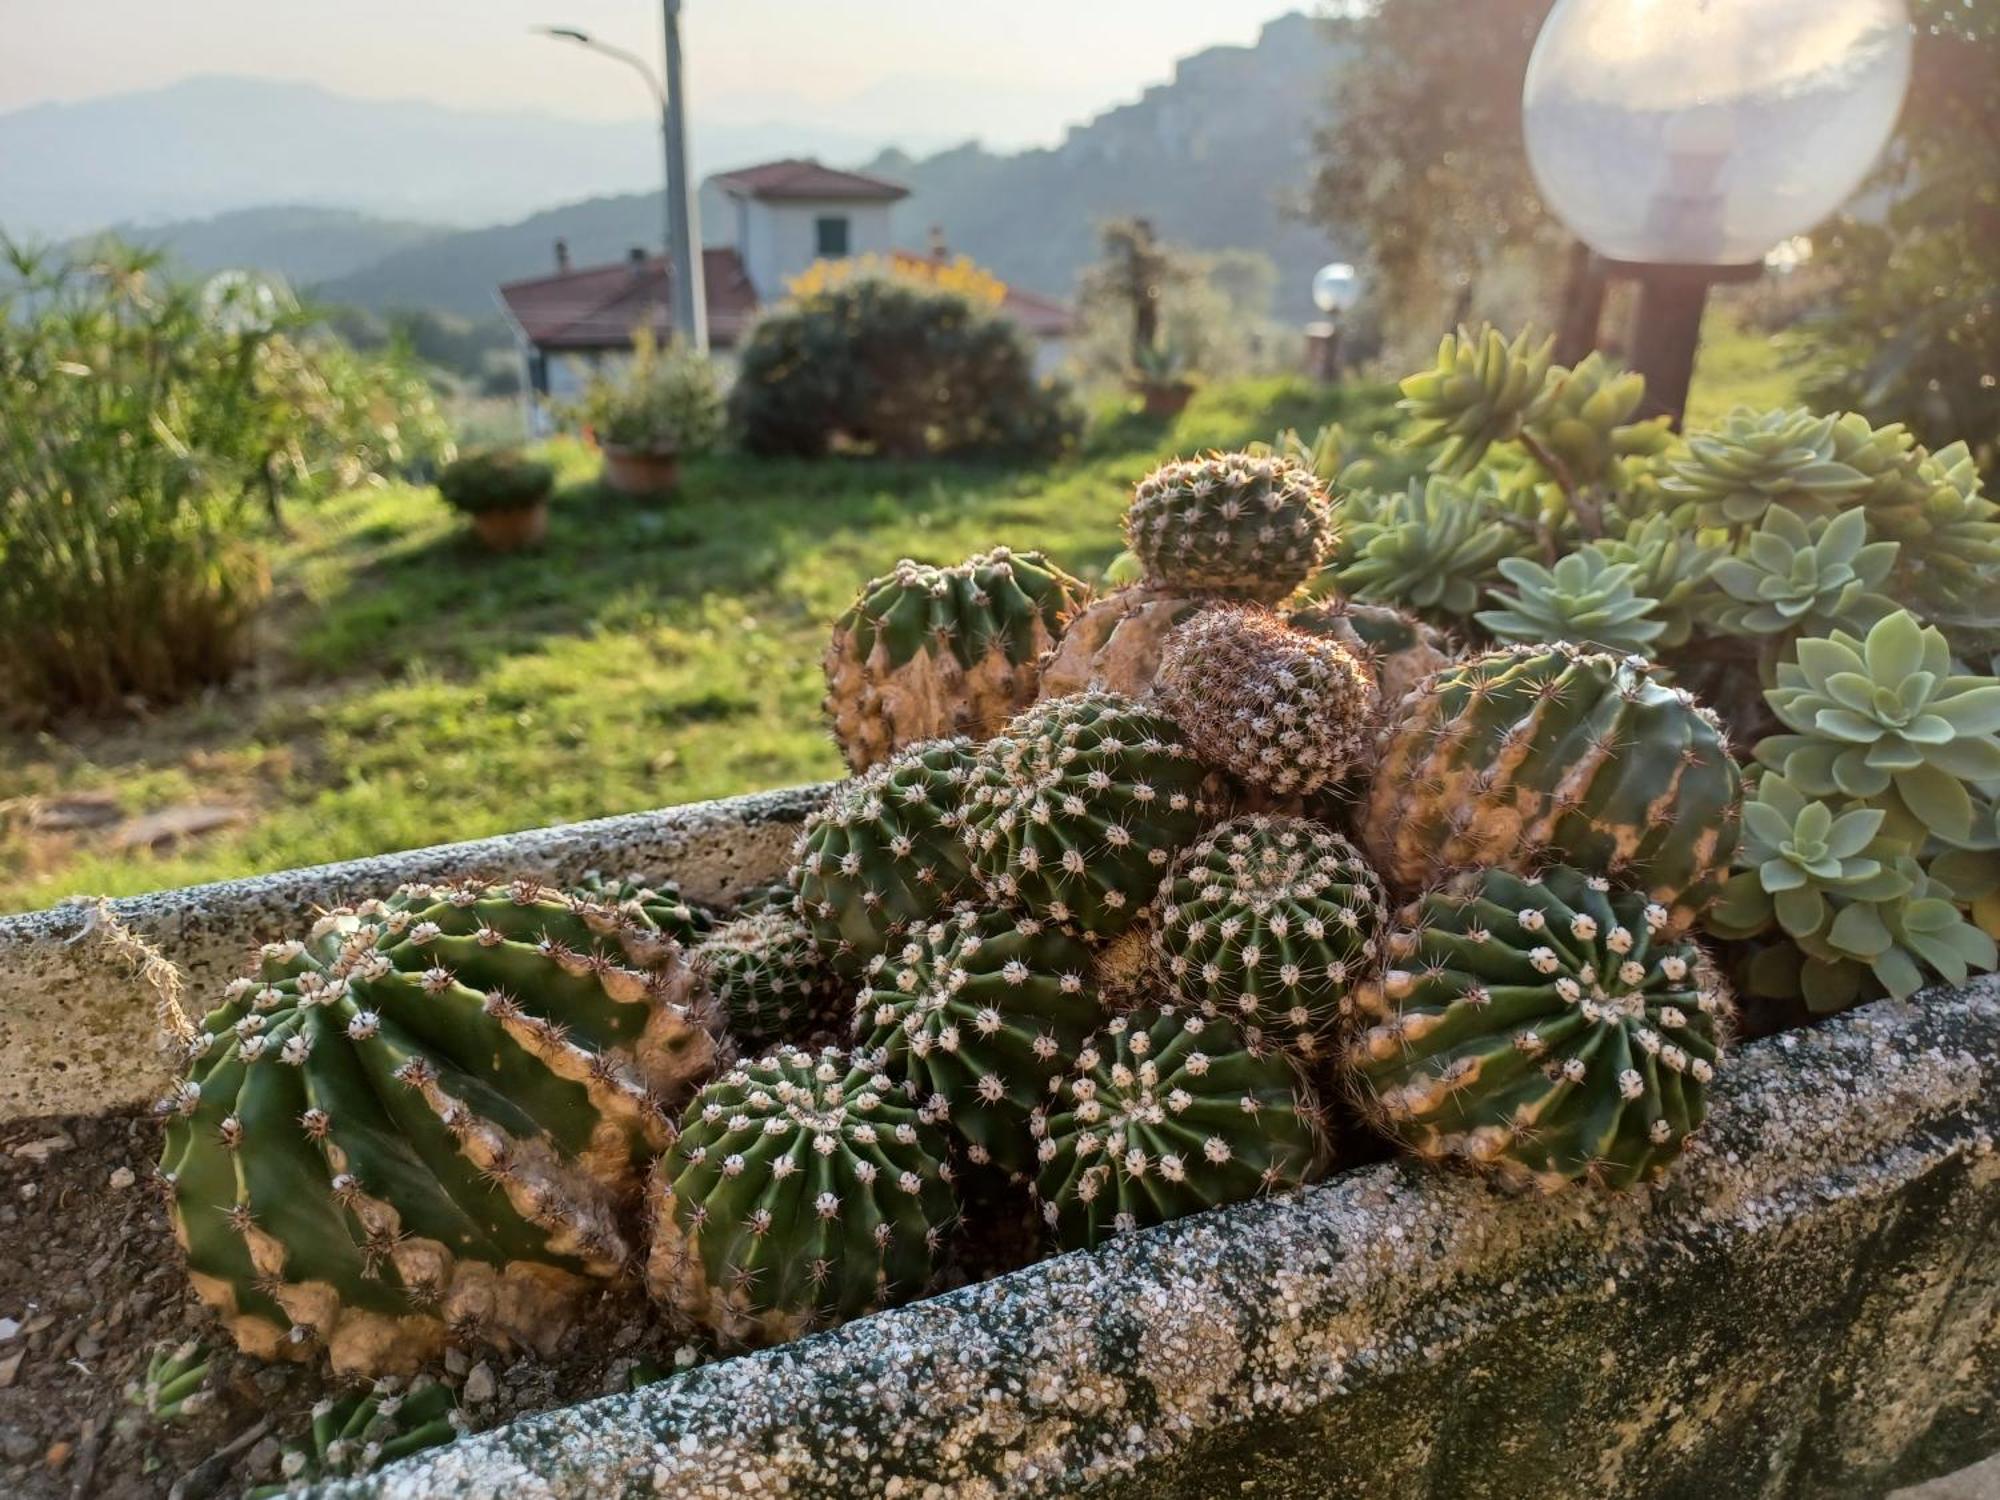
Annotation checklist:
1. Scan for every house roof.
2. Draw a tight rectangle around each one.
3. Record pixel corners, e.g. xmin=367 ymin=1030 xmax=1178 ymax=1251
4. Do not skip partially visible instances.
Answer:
xmin=709 ymin=158 xmax=910 ymax=203
xmin=497 ymin=248 xmax=760 ymax=350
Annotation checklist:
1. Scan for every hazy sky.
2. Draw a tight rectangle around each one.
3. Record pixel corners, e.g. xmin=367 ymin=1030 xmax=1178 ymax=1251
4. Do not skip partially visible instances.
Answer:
xmin=2 ymin=1 xmax=1312 ymax=147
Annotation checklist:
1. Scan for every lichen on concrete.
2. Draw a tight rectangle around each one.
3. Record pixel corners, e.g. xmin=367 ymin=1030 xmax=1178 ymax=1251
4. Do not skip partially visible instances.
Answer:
xmin=327 ymin=980 xmax=2000 ymax=1500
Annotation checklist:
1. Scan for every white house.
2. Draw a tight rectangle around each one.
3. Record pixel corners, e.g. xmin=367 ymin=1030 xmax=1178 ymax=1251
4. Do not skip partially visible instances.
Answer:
xmin=705 ymin=158 xmax=907 ymax=301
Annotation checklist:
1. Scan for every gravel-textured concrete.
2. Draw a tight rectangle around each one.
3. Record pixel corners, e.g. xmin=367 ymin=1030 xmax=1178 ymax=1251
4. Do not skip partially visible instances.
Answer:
xmin=0 ymin=785 xmax=830 ymax=1121
xmin=325 ymin=978 xmax=2000 ymax=1500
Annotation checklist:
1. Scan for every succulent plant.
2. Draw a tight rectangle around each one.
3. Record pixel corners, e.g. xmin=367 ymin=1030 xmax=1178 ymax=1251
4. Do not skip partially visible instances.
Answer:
xmin=1283 ymin=596 xmax=1454 ymax=709
xmin=1709 ymin=506 xmax=1898 ymax=641
xmin=1345 ymin=865 xmax=1731 ymax=1190
xmin=128 ymin=1339 xmax=214 ymax=1423
xmin=253 ymin=1377 xmax=465 ymax=1496
xmin=1151 ymin=815 xmax=1386 ymax=1057
xmin=823 ymin=546 xmax=1087 ymax=771
xmin=1592 ymin=509 xmax=1721 ymax=650
xmin=961 ymin=691 xmax=1208 ymax=936
xmin=1839 ymin=429 xmax=2000 ymax=628
xmin=857 ymin=905 xmax=1103 ymax=1172
xmin=1331 ymin=475 xmax=1514 ymax=621
xmin=1029 ymin=1005 xmax=1323 ymax=1250
xmin=1359 ymin=643 xmax=1742 ymax=932
xmin=1658 ymin=407 xmax=1869 ymax=533
xmin=789 ymin=738 xmax=976 ymax=977
xmin=1475 ymin=547 xmax=1668 ymax=654
xmin=1523 ymin=352 xmax=1673 ymax=488
xmin=159 ymin=881 xmax=720 ymax=1375
xmin=1154 ymin=605 xmax=1378 ymax=798
xmin=1758 ymin=611 xmax=2000 ymax=844
xmin=1398 ymin=325 xmax=1557 ymax=477
xmin=570 ymin=870 xmax=718 ymax=947
xmin=1123 ymin=452 xmax=1337 ymax=604
xmin=1033 ymin=586 xmax=1207 ymax=702
xmin=644 ymin=1045 xmax=957 ymax=1344
xmin=1706 ymin=772 xmax=1909 ymax=943
xmin=690 ymin=910 xmax=846 ymax=1049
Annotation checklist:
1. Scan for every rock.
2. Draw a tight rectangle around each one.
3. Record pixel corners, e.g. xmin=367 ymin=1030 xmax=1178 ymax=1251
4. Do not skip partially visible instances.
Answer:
xmin=0 ymin=1351 xmax=22 ymax=1388
xmin=463 ymin=1362 xmax=497 ymax=1406
xmin=0 ymin=1318 xmax=19 ymax=1342
xmin=0 ymin=1424 xmax=36 ymax=1462
xmin=42 ymin=1440 xmax=70 ymax=1469
xmin=244 ymin=1435 xmax=283 ymax=1479
xmin=444 ymin=1347 xmax=469 ymax=1377
xmin=9 ymin=1134 xmax=73 ymax=1163
xmin=107 ymin=1167 xmax=135 ymax=1191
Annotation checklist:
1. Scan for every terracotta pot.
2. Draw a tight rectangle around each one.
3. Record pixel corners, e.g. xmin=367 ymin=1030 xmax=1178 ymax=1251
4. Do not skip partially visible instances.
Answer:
xmin=602 ymin=445 xmax=682 ymax=498
xmin=1139 ymin=382 xmax=1194 ymax=419
xmin=470 ymin=502 xmax=549 ymax=553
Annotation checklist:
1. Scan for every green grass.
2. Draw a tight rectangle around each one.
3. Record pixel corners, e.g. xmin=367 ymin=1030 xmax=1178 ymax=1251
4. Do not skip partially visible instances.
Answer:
xmin=1 ymin=377 xmax=1397 ymax=915
xmin=1685 ymin=306 xmax=1800 ymax=431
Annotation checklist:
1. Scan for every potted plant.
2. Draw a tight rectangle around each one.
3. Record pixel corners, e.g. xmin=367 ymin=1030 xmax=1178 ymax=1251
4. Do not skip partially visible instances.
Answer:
xmin=1130 ymin=341 xmax=1196 ymax=418
xmin=578 ymin=328 xmax=723 ymax=498
xmin=435 ymin=448 xmax=556 ymax=551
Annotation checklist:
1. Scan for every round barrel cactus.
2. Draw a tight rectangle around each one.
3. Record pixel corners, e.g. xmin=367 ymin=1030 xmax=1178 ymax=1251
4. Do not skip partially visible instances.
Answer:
xmin=1359 ymin=643 xmax=1741 ymax=933
xmin=159 ymin=881 xmax=721 ymax=1375
xmin=788 ymin=738 xmax=975 ymax=977
xmin=644 ymin=1046 xmax=957 ymax=1344
xmin=823 ymin=547 xmax=1087 ymax=770
xmin=961 ymin=691 xmax=1209 ymax=936
xmin=1124 ymin=452 xmax=1337 ymax=603
xmin=1345 ymin=865 xmax=1731 ymax=1191
xmin=857 ymin=905 xmax=1104 ymax=1172
xmin=1152 ymin=815 xmax=1387 ymax=1057
xmin=690 ymin=910 xmax=846 ymax=1050
xmin=1284 ymin=597 xmax=1454 ymax=710
xmin=1030 ymin=1005 xmax=1324 ymax=1250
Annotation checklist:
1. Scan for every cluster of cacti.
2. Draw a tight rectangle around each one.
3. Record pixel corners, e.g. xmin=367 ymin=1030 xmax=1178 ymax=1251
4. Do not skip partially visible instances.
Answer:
xmin=128 ymin=1339 xmax=214 ymax=1423
xmin=1283 ymin=597 xmax=1452 ymax=709
xmin=822 ymin=546 xmax=1087 ymax=771
xmin=689 ymin=909 xmax=845 ymax=1049
xmin=252 ymin=1377 xmax=465 ymax=1496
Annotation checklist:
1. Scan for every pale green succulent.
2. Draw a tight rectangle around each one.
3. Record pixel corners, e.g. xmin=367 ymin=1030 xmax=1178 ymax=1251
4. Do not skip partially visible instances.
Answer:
xmin=1706 ymin=772 xmax=1905 ymax=944
xmin=1884 ymin=440 xmax=2000 ymax=629
xmin=1332 ymin=475 xmax=1513 ymax=621
xmin=1709 ymin=506 xmax=1898 ymax=639
xmin=1659 ymin=407 xmax=1870 ymax=532
xmin=1524 ymin=352 xmax=1673 ymax=488
xmin=1398 ymin=325 xmax=1556 ymax=477
xmin=1594 ymin=509 xmax=1722 ymax=649
xmin=1759 ymin=611 xmax=2000 ymax=843
xmin=1474 ymin=546 xmax=1666 ymax=653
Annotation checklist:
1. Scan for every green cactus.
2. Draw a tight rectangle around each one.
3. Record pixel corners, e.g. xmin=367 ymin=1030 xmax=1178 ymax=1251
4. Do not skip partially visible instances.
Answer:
xmin=128 ymin=1339 xmax=214 ymax=1423
xmin=823 ymin=546 xmax=1087 ymax=771
xmin=727 ymin=880 xmax=795 ymax=917
xmin=1283 ymin=596 xmax=1454 ymax=708
xmin=1123 ymin=451 xmax=1338 ymax=603
xmin=1398 ymin=325 xmax=1557 ymax=477
xmin=252 ymin=1377 xmax=465 ymax=1496
xmin=1331 ymin=475 xmax=1514 ymax=622
xmin=789 ymin=738 xmax=976 ymax=977
xmin=1029 ymin=1005 xmax=1324 ymax=1250
xmin=961 ymin=691 xmax=1209 ymax=936
xmin=1658 ymin=407 xmax=1869 ymax=533
xmin=1151 ymin=815 xmax=1387 ymax=1058
xmin=690 ymin=910 xmax=847 ymax=1049
xmin=1757 ymin=611 xmax=2000 ymax=844
xmin=644 ymin=1045 xmax=958 ymax=1344
xmin=1709 ymin=505 xmax=1898 ymax=642
xmin=1359 ymin=643 xmax=1742 ymax=933
xmin=570 ymin=870 xmax=718 ymax=947
xmin=1474 ymin=547 xmax=1668 ymax=654
xmin=1154 ymin=605 xmax=1378 ymax=798
xmin=159 ymin=881 xmax=721 ymax=1376
xmin=857 ymin=905 xmax=1103 ymax=1173
xmin=1345 ymin=865 xmax=1731 ymax=1191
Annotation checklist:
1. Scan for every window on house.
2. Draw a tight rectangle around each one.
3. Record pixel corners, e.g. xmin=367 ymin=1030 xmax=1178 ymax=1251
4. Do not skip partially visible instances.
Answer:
xmin=815 ymin=215 xmax=851 ymax=257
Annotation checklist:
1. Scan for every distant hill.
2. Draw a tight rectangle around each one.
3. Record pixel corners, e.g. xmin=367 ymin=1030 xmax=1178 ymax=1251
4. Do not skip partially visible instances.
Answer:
xmin=314 ymin=13 xmax=1352 ymax=325
xmin=73 ymin=205 xmax=445 ymax=288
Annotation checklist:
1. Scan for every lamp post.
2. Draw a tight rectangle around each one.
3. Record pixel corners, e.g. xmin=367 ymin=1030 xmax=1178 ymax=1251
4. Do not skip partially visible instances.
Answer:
xmin=1521 ymin=0 xmax=1911 ymax=427
xmin=1306 ymin=261 xmax=1360 ymax=382
xmin=539 ymin=7 xmax=707 ymax=352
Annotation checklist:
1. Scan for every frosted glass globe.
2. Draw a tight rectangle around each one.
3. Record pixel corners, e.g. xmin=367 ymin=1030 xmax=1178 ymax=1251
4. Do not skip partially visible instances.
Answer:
xmin=1523 ymin=0 xmax=1912 ymax=265
xmin=1312 ymin=262 xmax=1361 ymax=314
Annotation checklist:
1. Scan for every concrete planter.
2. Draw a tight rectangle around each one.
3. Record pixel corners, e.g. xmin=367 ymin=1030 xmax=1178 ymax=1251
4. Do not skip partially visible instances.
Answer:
xmin=3 ymin=787 xmax=1996 ymax=1498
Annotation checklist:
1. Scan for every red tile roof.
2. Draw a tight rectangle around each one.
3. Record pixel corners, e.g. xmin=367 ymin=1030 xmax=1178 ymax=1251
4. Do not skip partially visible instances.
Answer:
xmin=709 ymin=158 xmax=910 ymax=202
xmin=498 ymin=248 xmax=759 ymax=350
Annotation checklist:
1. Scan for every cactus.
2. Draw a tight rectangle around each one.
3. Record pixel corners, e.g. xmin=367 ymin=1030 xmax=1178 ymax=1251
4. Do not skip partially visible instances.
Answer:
xmin=1345 ymin=865 xmax=1731 ymax=1190
xmin=1331 ymin=475 xmax=1514 ymax=622
xmin=1398 ymin=325 xmax=1557 ymax=477
xmin=823 ymin=547 xmax=1087 ymax=771
xmin=159 ymin=880 xmax=720 ymax=1375
xmin=1283 ymin=597 xmax=1454 ymax=709
xmin=1358 ymin=644 xmax=1742 ymax=932
xmin=1123 ymin=452 xmax=1337 ymax=604
xmin=1029 ymin=1005 xmax=1323 ymax=1250
xmin=1034 ymin=587 xmax=1207 ymax=701
xmin=1708 ymin=506 xmax=1898 ymax=642
xmin=1475 ymin=547 xmax=1668 ymax=654
xmin=961 ymin=691 xmax=1209 ymax=936
xmin=644 ymin=1045 xmax=957 ymax=1344
xmin=571 ymin=870 xmax=718 ymax=947
xmin=252 ymin=1377 xmax=465 ymax=1496
xmin=1152 ymin=815 xmax=1387 ymax=1057
xmin=789 ymin=738 xmax=976 ymax=977
xmin=728 ymin=880 xmax=795 ymax=917
xmin=690 ymin=910 xmax=846 ymax=1049
xmin=128 ymin=1339 xmax=214 ymax=1423
xmin=857 ymin=904 xmax=1103 ymax=1172
xmin=1658 ymin=407 xmax=1869 ymax=533
xmin=1154 ymin=605 xmax=1377 ymax=798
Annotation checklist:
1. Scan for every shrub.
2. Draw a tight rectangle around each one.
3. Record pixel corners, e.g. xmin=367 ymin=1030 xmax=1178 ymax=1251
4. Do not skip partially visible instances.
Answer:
xmin=730 ymin=276 xmax=1080 ymax=460
xmin=435 ymin=448 xmax=555 ymax=514
xmin=576 ymin=329 xmax=722 ymax=456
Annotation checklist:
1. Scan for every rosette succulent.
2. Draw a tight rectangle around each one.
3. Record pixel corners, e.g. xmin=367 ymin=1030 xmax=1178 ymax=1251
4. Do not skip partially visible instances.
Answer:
xmin=1332 ymin=474 xmax=1514 ymax=621
xmin=1474 ymin=547 xmax=1667 ymax=654
xmin=1709 ymin=506 xmax=1898 ymax=641
xmin=1659 ymin=407 xmax=1869 ymax=533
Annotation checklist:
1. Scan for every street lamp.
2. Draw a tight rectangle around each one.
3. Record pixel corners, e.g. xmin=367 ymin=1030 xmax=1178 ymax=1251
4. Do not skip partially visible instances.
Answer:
xmin=1306 ymin=261 xmax=1361 ymax=382
xmin=1522 ymin=0 xmax=1911 ymax=425
xmin=538 ymin=8 xmax=707 ymax=352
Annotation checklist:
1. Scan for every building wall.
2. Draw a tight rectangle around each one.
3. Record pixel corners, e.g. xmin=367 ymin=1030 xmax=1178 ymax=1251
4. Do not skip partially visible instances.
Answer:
xmin=737 ymin=198 xmax=896 ymax=302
